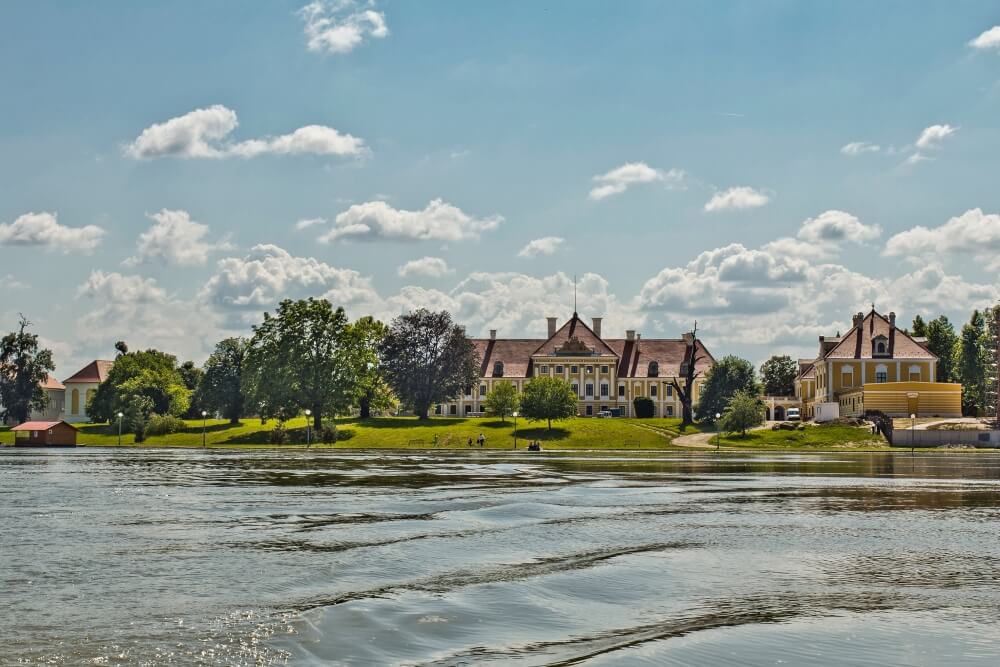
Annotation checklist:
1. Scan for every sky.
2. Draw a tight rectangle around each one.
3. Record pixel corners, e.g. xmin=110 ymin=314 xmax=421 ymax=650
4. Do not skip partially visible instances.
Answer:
xmin=2 ymin=1 xmax=1000 ymax=376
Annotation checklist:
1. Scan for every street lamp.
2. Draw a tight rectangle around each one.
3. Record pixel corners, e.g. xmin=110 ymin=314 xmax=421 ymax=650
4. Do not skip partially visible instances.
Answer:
xmin=910 ymin=413 xmax=916 ymax=454
xmin=512 ymin=411 xmax=519 ymax=449
xmin=304 ymin=409 xmax=312 ymax=448
xmin=715 ymin=412 xmax=722 ymax=450
xmin=202 ymin=410 xmax=208 ymax=447
xmin=117 ymin=412 xmax=124 ymax=447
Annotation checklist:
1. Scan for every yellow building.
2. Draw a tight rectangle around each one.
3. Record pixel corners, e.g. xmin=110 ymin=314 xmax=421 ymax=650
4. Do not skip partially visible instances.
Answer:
xmin=436 ymin=313 xmax=715 ymax=418
xmin=795 ymin=308 xmax=961 ymax=419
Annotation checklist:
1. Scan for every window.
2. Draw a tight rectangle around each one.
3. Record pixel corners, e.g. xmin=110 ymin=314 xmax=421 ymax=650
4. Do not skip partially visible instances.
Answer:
xmin=618 ymin=384 xmax=625 ymax=398
xmin=571 ymin=365 xmax=579 ymax=374
xmin=600 ymin=383 xmax=609 ymax=397
xmin=601 ymin=365 xmax=609 ymax=374
xmin=586 ymin=383 xmax=594 ymax=397
xmin=650 ymin=384 xmax=658 ymax=398
xmin=680 ymin=362 xmax=689 ymax=375
xmin=909 ymin=365 xmax=921 ymax=381
xmin=465 ymin=405 xmax=472 ymax=414
xmin=666 ymin=384 xmax=673 ymax=397
xmin=571 ymin=382 xmax=579 ymax=396
xmin=449 ymin=404 xmax=457 ymax=415
xmin=586 ymin=365 xmax=594 ymax=374
xmin=555 ymin=365 xmax=564 ymax=374
xmin=873 ymin=336 xmax=889 ymax=357
xmin=493 ymin=361 xmax=504 ymax=377
xmin=841 ymin=368 xmax=854 ymax=388
xmin=435 ymin=405 xmax=442 ymax=415
xmin=480 ymin=384 xmax=487 ymax=397
xmin=648 ymin=361 xmax=659 ymax=377
xmin=633 ymin=384 xmax=643 ymax=397
xmin=465 ymin=386 xmax=472 ymax=398
xmin=539 ymin=364 xmax=547 ymax=373
xmin=666 ymin=405 xmax=674 ymax=417
xmin=875 ymin=364 xmax=888 ymax=383
xmin=586 ymin=405 xmax=593 ymax=416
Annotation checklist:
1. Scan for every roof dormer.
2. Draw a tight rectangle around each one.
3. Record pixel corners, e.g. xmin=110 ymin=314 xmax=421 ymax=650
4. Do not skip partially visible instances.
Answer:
xmin=872 ymin=334 xmax=890 ymax=357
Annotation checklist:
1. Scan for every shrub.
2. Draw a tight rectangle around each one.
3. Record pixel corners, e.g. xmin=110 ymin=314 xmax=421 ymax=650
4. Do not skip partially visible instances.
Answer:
xmin=146 ymin=414 xmax=186 ymax=436
xmin=633 ymin=396 xmax=655 ymax=418
xmin=269 ymin=423 xmax=288 ymax=444
xmin=320 ymin=424 xmax=337 ymax=444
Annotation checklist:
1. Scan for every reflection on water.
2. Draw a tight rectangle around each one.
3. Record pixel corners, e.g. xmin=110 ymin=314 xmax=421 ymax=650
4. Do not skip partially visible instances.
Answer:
xmin=2 ymin=449 xmax=1000 ymax=665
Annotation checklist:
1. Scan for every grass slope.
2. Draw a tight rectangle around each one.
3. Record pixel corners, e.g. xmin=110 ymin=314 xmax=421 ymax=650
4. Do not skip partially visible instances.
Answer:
xmin=717 ymin=423 xmax=887 ymax=450
xmin=0 ymin=416 xmax=703 ymax=450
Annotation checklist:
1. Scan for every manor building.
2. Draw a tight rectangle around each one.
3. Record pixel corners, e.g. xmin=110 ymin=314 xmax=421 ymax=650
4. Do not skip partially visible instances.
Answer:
xmin=435 ymin=313 xmax=715 ymax=418
xmin=795 ymin=308 xmax=961 ymax=419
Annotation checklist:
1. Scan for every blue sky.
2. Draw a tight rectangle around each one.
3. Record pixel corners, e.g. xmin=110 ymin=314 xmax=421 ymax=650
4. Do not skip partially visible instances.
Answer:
xmin=2 ymin=1 xmax=1000 ymax=375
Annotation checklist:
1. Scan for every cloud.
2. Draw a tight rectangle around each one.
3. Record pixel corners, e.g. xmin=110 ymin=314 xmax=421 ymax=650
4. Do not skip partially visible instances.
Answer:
xmin=969 ymin=26 xmax=1000 ymax=50
xmin=397 ymin=256 xmax=452 ymax=278
xmin=124 ymin=209 xmax=231 ymax=267
xmin=796 ymin=210 xmax=881 ymax=245
xmin=884 ymin=208 xmax=1000 ymax=268
xmin=915 ymin=124 xmax=958 ymax=150
xmin=588 ymin=162 xmax=684 ymax=200
xmin=703 ymin=186 xmax=770 ymax=212
xmin=199 ymin=244 xmax=380 ymax=326
xmin=299 ymin=0 xmax=388 ymax=54
xmin=840 ymin=141 xmax=881 ymax=156
xmin=124 ymin=105 xmax=365 ymax=159
xmin=295 ymin=217 xmax=326 ymax=230
xmin=318 ymin=199 xmax=503 ymax=243
xmin=3 ymin=274 xmax=28 ymax=290
xmin=0 ymin=212 xmax=105 ymax=253
xmin=518 ymin=236 xmax=564 ymax=258
xmin=904 ymin=152 xmax=933 ymax=166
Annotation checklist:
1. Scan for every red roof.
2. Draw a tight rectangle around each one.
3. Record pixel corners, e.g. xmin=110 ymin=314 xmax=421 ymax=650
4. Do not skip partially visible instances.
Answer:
xmin=11 ymin=421 xmax=76 ymax=432
xmin=533 ymin=314 xmax=618 ymax=357
xmin=607 ymin=337 xmax=715 ymax=378
xmin=824 ymin=310 xmax=936 ymax=360
xmin=63 ymin=360 xmax=114 ymax=384
xmin=473 ymin=339 xmax=542 ymax=378
xmin=41 ymin=374 xmax=64 ymax=390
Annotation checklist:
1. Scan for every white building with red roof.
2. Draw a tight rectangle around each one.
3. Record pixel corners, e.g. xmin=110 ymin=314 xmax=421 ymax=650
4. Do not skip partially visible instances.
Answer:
xmin=436 ymin=312 xmax=715 ymax=418
xmin=62 ymin=360 xmax=114 ymax=423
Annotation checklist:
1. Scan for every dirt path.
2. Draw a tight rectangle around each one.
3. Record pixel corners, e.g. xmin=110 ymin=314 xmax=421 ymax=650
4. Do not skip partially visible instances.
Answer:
xmin=670 ymin=431 xmax=719 ymax=449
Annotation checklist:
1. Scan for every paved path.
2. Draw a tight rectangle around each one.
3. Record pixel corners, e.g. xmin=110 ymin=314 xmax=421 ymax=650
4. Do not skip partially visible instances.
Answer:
xmin=671 ymin=431 xmax=720 ymax=449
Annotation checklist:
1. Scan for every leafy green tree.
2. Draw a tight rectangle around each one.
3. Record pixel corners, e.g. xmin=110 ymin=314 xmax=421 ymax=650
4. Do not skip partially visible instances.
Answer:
xmin=87 ymin=350 xmax=191 ymax=425
xmin=519 ymin=376 xmax=577 ymax=430
xmin=244 ymin=298 xmax=361 ymax=430
xmin=955 ymin=310 xmax=987 ymax=415
xmin=114 ymin=340 xmax=128 ymax=357
xmin=696 ymin=355 xmax=760 ymax=424
xmin=911 ymin=315 xmax=927 ymax=338
xmin=178 ymin=360 xmax=204 ymax=418
xmin=198 ymin=337 xmax=249 ymax=424
xmin=484 ymin=382 xmax=518 ymax=421
xmin=350 ymin=316 xmax=396 ymax=418
xmin=0 ymin=315 xmax=55 ymax=424
xmin=718 ymin=390 xmax=765 ymax=436
xmin=926 ymin=315 xmax=958 ymax=382
xmin=760 ymin=354 xmax=797 ymax=396
xmin=379 ymin=309 xmax=479 ymax=419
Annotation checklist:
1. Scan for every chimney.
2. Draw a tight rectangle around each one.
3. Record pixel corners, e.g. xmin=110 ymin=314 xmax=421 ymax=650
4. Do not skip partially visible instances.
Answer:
xmin=547 ymin=317 xmax=557 ymax=338
xmin=591 ymin=317 xmax=602 ymax=338
xmin=888 ymin=312 xmax=896 ymax=328
xmin=489 ymin=329 xmax=497 ymax=340
xmin=626 ymin=330 xmax=635 ymax=341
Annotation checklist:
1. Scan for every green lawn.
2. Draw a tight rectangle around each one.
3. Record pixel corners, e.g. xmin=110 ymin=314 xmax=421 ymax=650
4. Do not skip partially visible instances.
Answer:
xmin=0 ymin=416 xmax=702 ymax=450
xmin=716 ymin=423 xmax=888 ymax=450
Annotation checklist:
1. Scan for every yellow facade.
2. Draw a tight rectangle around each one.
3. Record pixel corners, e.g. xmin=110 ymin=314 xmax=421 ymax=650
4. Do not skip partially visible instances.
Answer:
xmin=839 ymin=382 xmax=962 ymax=418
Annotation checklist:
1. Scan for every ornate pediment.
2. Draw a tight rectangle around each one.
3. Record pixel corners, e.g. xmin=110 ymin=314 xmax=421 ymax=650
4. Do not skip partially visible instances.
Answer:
xmin=554 ymin=336 xmax=595 ymax=356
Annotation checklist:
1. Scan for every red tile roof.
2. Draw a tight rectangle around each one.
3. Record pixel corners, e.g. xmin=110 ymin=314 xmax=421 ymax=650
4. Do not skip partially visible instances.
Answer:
xmin=41 ymin=374 xmax=64 ymax=391
xmin=63 ymin=360 xmax=114 ymax=384
xmin=473 ymin=339 xmax=542 ymax=378
xmin=11 ymin=420 xmax=76 ymax=431
xmin=607 ymin=338 xmax=715 ymax=378
xmin=824 ymin=310 xmax=936 ymax=360
xmin=532 ymin=314 xmax=618 ymax=357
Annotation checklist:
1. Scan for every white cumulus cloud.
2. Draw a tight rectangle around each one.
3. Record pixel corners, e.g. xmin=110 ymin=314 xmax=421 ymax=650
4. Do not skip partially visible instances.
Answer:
xmin=969 ymin=26 xmax=1000 ymax=50
xmin=915 ymin=124 xmax=958 ymax=150
xmin=796 ymin=210 xmax=881 ymax=245
xmin=840 ymin=141 xmax=881 ymax=156
xmin=883 ymin=208 xmax=1000 ymax=268
xmin=0 ymin=212 xmax=105 ymax=253
xmin=588 ymin=162 xmax=684 ymax=200
xmin=397 ymin=256 xmax=452 ymax=278
xmin=299 ymin=0 xmax=388 ymax=54
xmin=703 ymin=186 xmax=770 ymax=212
xmin=518 ymin=236 xmax=564 ymax=258
xmin=124 ymin=105 xmax=365 ymax=160
xmin=318 ymin=199 xmax=502 ymax=243
xmin=125 ymin=209 xmax=231 ymax=267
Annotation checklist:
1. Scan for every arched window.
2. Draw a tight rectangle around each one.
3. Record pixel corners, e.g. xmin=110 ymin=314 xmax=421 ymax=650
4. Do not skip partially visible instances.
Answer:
xmin=647 ymin=361 xmax=659 ymax=377
xmin=875 ymin=364 xmax=888 ymax=383
xmin=493 ymin=361 xmax=504 ymax=377
xmin=70 ymin=389 xmax=79 ymax=415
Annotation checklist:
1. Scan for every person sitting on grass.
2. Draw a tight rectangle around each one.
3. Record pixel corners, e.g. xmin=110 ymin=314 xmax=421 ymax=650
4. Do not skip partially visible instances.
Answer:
xmin=467 ymin=437 xmax=473 ymax=447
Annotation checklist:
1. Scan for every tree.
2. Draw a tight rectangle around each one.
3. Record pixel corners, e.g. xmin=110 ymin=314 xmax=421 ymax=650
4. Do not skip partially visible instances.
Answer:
xmin=87 ymin=349 xmax=191 ymax=425
xmin=669 ymin=329 xmax=707 ymax=427
xmin=718 ymin=390 xmax=765 ymax=437
xmin=199 ymin=337 xmax=249 ymax=425
xmin=911 ymin=315 xmax=927 ymax=338
xmin=484 ymin=382 xmax=518 ymax=421
xmin=350 ymin=316 xmax=395 ymax=419
xmin=0 ymin=315 xmax=56 ymax=424
xmin=244 ymin=298 xmax=362 ymax=430
xmin=379 ymin=309 xmax=479 ymax=419
xmin=632 ymin=396 xmax=654 ymax=418
xmin=925 ymin=315 xmax=958 ymax=382
xmin=955 ymin=310 xmax=987 ymax=415
xmin=696 ymin=355 xmax=760 ymax=424
xmin=114 ymin=341 xmax=129 ymax=357
xmin=518 ymin=376 xmax=577 ymax=430
xmin=760 ymin=355 xmax=797 ymax=396
xmin=178 ymin=360 xmax=204 ymax=418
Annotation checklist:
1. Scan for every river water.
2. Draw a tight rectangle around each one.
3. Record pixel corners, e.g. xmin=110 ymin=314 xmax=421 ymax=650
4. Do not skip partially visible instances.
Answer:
xmin=2 ymin=448 xmax=1000 ymax=666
